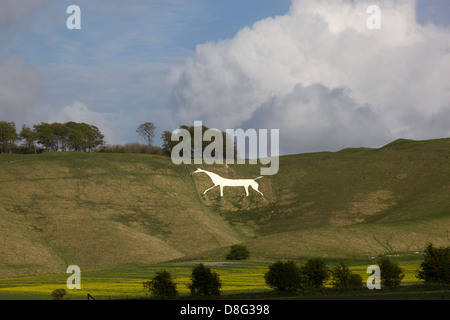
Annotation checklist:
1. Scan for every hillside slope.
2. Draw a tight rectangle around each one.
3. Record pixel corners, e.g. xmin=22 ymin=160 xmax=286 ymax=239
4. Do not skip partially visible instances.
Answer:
xmin=1 ymin=137 xmax=449 ymax=278
xmin=196 ymin=138 xmax=450 ymax=259
xmin=0 ymin=153 xmax=244 ymax=278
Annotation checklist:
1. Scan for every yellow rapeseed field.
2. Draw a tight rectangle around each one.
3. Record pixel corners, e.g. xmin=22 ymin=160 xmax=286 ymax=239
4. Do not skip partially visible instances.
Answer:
xmin=0 ymin=262 xmax=271 ymax=299
xmin=0 ymin=261 xmax=423 ymax=299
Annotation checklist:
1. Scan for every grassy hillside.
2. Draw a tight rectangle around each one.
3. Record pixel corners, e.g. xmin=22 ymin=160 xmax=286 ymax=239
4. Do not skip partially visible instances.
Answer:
xmin=204 ymin=138 xmax=450 ymax=259
xmin=0 ymin=152 xmax=244 ymax=278
xmin=1 ymin=137 xmax=449 ymax=278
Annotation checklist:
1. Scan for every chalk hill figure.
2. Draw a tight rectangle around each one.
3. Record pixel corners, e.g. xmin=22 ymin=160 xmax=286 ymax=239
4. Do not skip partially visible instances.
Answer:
xmin=192 ymin=168 xmax=264 ymax=197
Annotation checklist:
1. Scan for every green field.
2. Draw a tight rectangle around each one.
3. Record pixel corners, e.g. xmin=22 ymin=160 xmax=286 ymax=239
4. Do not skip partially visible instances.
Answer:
xmin=0 ymin=261 xmax=270 ymax=300
xmin=0 ymin=258 xmax=428 ymax=300
xmin=1 ymin=137 xmax=449 ymax=299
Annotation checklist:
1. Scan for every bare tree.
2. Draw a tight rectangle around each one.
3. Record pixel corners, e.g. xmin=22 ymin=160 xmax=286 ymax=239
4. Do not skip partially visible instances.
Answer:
xmin=136 ymin=122 xmax=156 ymax=146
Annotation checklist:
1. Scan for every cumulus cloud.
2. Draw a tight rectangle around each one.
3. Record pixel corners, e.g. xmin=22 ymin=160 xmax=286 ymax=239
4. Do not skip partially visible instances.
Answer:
xmin=168 ymin=0 xmax=450 ymax=154
xmin=52 ymin=101 xmax=118 ymax=145
xmin=242 ymin=83 xmax=392 ymax=154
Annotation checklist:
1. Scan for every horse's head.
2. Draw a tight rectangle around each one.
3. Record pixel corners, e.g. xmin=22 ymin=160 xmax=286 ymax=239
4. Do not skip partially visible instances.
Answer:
xmin=192 ymin=168 xmax=204 ymax=175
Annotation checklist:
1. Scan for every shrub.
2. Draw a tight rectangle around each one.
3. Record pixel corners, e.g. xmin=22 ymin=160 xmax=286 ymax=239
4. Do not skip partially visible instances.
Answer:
xmin=417 ymin=243 xmax=450 ymax=285
xmin=100 ymin=143 xmax=165 ymax=155
xmin=143 ymin=269 xmax=178 ymax=298
xmin=226 ymin=245 xmax=250 ymax=260
xmin=331 ymin=262 xmax=363 ymax=289
xmin=349 ymin=273 xmax=364 ymax=288
xmin=377 ymin=257 xmax=404 ymax=288
xmin=187 ymin=264 xmax=222 ymax=296
xmin=51 ymin=288 xmax=68 ymax=300
xmin=264 ymin=260 xmax=303 ymax=292
xmin=300 ymin=258 xmax=330 ymax=289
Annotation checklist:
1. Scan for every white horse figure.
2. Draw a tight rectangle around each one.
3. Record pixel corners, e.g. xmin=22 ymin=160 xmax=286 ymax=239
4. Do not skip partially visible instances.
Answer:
xmin=192 ymin=168 xmax=264 ymax=197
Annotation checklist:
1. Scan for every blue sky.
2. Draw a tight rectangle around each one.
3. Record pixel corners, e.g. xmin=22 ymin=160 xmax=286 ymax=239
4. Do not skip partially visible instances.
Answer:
xmin=1 ymin=0 xmax=291 ymax=145
xmin=9 ymin=1 xmax=291 ymax=64
xmin=1 ymin=0 xmax=449 ymax=153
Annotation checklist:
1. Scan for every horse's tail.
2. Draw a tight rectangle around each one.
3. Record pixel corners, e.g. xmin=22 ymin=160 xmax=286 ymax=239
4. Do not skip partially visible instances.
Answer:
xmin=254 ymin=176 xmax=263 ymax=180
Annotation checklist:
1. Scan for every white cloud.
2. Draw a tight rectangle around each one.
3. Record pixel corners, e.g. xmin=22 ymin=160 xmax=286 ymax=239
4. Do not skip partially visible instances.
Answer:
xmin=242 ymin=83 xmax=392 ymax=154
xmin=53 ymin=101 xmax=118 ymax=145
xmin=168 ymin=0 xmax=450 ymax=154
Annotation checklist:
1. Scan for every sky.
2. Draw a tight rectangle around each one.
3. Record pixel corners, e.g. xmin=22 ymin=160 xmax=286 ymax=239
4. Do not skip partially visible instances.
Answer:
xmin=0 ymin=0 xmax=449 ymax=155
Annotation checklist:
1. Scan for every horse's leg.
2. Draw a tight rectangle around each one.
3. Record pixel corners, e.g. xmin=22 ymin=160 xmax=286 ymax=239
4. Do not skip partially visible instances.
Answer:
xmin=254 ymin=187 xmax=263 ymax=196
xmin=203 ymin=185 xmax=217 ymax=194
xmin=220 ymin=185 xmax=224 ymax=197
xmin=245 ymin=185 xmax=249 ymax=196
xmin=252 ymin=183 xmax=264 ymax=196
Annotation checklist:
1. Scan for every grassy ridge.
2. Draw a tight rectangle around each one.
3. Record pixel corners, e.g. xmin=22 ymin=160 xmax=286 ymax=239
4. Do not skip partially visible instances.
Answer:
xmin=1 ymin=137 xmax=450 ymax=280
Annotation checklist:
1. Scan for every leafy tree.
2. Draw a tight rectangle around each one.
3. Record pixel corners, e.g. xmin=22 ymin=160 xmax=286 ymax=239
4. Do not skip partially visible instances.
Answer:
xmin=162 ymin=124 xmax=237 ymax=159
xmin=187 ymin=263 xmax=222 ymax=296
xmin=417 ymin=243 xmax=450 ymax=285
xmin=34 ymin=122 xmax=56 ymax=152
xmin=349 ymin=273 xmax=364 ymax=288
xmin=0 ymin=121 xmax=18 ymax=153
xmin=378 ymin=257 xmax=404 ymax=288
xmin=161 ymin=130 xmax=176 ymax=156
xmin=33 ymin=121 xmax=104 ymax=152
xmin=19 ymin=125 xmax=38 ymax=153
xmin=143 ymin=269 xmax=178 ymax=298
xmin=65 ymin=122 xmax=105 ymax=152
xmin=83 ymin=123 xmax=104 ymax=152
xmin=51 ymin=288 xmax=68 ymax=300
xmin=264 ymin=260 xmax=303 ymax=292
xmin=66 ymin=121 xmax=84 ymax=151
xmin=330 ymin=262 xmax=363 ymax=289
xmin=300 ymin=258 xmax=330 ymax=289
xmin=3 ymin=121 xmax=105 ymax=153
xmin=137 ymin=122 xmax=156 ymax=146
xmin=50 ymin=122 xmax=69 ymax=151
xmin=226 ymin=244 xmax=250 ymax=260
